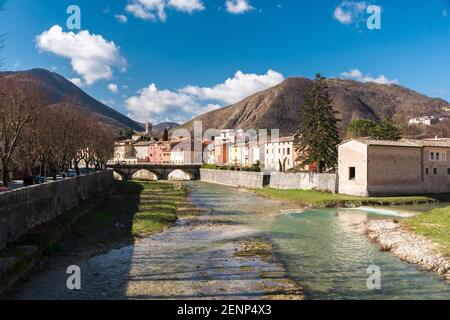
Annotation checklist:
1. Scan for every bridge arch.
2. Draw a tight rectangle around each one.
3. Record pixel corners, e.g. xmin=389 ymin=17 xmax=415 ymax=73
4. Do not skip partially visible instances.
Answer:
xmin=168 ymin=169 xmax=194 ymax=181
xmin=131 ymin=169 xmax=159 ymax=181
xmin=113 ymin=170 xmax=125 ymax=181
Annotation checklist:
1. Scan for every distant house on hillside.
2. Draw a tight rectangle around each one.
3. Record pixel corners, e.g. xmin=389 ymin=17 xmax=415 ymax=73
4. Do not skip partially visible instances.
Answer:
xmin=408 ymin=116 xmax=439 ymax=126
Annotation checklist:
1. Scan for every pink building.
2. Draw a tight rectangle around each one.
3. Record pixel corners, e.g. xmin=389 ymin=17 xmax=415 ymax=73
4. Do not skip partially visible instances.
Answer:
xmin=149 ymin=142 xmax=172 ymax=164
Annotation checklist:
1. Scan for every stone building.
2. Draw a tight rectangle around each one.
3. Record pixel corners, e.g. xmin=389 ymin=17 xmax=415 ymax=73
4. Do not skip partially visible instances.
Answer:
xmin=338 ymin=138 xmax=450 ymax=196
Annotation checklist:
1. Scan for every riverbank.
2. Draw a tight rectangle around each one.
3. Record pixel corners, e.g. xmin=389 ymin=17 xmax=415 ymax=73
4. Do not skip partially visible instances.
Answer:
xmin=0 ymin=181 xmax=190 ymax=296
xmin=253 ymin=188 xmax=446 ymax=208
xmin=367 ymin=217 xmax=450 ymax=281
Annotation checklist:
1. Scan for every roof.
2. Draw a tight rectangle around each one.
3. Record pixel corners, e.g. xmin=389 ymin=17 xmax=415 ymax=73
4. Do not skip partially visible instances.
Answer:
xmin=133 ymin=141 xmax=153 ymax=146
xmin=406 ymin=138 xmax=450 ymax=148
xmin=259 ymin=136 xmax=296 ymax=146
xmin=340 ymin=138 xmax=421 ymax=148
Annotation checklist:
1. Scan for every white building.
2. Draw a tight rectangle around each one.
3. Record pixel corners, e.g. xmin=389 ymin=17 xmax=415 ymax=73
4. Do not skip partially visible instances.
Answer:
xmin=133 ymin=141 xmax=152 ymax=162
xmin=408 ymin=116 xmax=439 ymax=126
xmin=260 ymin=136 xmax=296 ymax=172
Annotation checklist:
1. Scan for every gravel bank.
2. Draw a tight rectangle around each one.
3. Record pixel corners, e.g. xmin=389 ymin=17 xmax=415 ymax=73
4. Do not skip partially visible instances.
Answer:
xmin=366 ymin=220 xmax=450 ymax=281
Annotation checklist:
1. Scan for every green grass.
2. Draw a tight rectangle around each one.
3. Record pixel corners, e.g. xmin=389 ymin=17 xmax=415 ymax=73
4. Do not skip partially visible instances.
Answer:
xmin=254 ymin=188 xmax=441 ymax=208
xmin=131 ymin=181 xmax=186 ymax=237
xmin=403 ymin=207 xmax=450 ymax=255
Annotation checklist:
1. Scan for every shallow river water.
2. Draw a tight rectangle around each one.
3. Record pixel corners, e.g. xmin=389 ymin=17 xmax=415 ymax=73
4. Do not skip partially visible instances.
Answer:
xmin=189 ymin=182 xmax=450 ymax=300
xmin=9 ymin=181 xmax=450 ymax=300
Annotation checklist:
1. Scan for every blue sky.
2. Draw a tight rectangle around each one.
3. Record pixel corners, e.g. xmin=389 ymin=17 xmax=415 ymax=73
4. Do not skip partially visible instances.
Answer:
xmin=0 ymin=0 xmax=449 ymax=124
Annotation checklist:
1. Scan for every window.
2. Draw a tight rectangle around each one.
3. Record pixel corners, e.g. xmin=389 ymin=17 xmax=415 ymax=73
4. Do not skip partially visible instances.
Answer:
xmin=448 ymin=168 xmax=450 ymax=176
xmin=349 ymin=167 xmax=356 ymax=181
xmin=287 ymin=148 xmax=291 ymax=155
xmin=430 ymin=152 xmax=435 ymax=160
xmin=425 ymin=168 xmax=429 ymax=175
xmin=433 ymin=168 xmax=438 ymax=175
xmin=436 ymin=153 xmax=440 ymax=161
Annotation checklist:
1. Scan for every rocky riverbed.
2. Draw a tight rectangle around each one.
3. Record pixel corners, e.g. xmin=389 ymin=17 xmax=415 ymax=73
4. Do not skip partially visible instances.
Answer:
xmin=7 ymin=183 xmax=304 ymax=300
xmin=366 ymin=220 xmax=450 ymax=281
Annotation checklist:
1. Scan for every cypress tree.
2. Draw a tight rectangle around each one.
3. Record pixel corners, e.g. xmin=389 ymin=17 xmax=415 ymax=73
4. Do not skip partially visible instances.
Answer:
xmin=295 ymin=74 xmax=341 ymax=173
xmin=162 ymin=128 xmax=169 ymax=141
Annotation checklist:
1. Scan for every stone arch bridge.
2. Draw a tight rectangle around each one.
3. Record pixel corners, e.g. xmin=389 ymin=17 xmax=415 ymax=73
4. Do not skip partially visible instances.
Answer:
xmin=106 ymin=164 xmax=201 ymax=181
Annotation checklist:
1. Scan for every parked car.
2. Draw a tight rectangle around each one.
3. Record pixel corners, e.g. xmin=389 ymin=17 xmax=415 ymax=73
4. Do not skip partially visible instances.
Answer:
xmin=0 ymin=184 xmax=8 ymax=192
xmin=66 ymin=170 xmax=76 ymax=177
xmin=34 ymin=176 xmax=46 ymax=184
xmin=23 ymin=176 xmax=34 ymax=186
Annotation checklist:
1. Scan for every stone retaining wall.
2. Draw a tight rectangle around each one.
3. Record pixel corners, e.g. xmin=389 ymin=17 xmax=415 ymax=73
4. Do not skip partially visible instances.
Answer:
xmin=0 ymin=170 xmax=114 ymax=250
xmin=269 ymin=172 xmax=338 ymax=192
xmin=200 ymin=169 xmax=267 ymax=189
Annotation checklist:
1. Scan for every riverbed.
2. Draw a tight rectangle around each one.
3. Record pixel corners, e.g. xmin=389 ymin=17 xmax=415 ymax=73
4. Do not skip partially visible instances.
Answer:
xmin=7 ymin=181 xmax=450 ymax=300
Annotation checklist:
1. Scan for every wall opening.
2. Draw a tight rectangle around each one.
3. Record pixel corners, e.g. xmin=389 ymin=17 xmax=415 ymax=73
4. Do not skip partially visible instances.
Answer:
xmin=349 ymin=167 xmax=356 ymax=181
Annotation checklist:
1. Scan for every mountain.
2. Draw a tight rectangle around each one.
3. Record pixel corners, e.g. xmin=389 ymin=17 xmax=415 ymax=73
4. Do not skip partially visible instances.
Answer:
xmin=152 ymin=122 xmax=179 ymax=136
xmin=178 ymin=77 xmax=450 ymax=136
xmin=0 ymin=69 xmax=143 ymax=131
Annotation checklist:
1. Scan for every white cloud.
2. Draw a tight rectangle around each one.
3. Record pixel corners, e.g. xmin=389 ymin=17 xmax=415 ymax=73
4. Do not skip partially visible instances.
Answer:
xmin=115 ymin=14 xmax=128 ymax=23
xmin=36 ymin=25 xmax=126 ymax=86
xmin=108 ymin=83 xmax=119 ymax=93
xmin=168 ymin=0 xmax=205 ymax=13
xmin=126 ymin=0 xmax=204 ymax=22
xmin=125 ymin=70 xmax=284 ymax=123
xmin=181 ymin=70 xmax=284 ymax=104
xmin=225 ymin=0 xmax=254 ymax=14
xmin=333 ymin=1 xmax=367 ymax=25
xmin=341 ymin=69 xmax=398 ymax=85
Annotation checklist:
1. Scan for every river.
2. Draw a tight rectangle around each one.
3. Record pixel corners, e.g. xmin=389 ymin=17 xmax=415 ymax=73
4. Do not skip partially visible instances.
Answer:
xmin=8 ymin=181 xmax=450 ymax=300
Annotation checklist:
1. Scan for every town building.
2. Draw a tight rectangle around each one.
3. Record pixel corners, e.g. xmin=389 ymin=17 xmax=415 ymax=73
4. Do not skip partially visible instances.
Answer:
xmin=260 ymin=136 xmax=296 ymax=172
xmin=170 ymin=139 xmax=206 ymax=165
xmin=338 ymin=138 xmax=450 ymax=196
xmin=149 ymin=141 xmax=172 ymax=164
xmin=213 ymin=129 xmax=241 ymax=165
xmin=134 ymin=141 xmax=152 ymax=163
xmin=113 ymin=140 xmax=136 ymax=163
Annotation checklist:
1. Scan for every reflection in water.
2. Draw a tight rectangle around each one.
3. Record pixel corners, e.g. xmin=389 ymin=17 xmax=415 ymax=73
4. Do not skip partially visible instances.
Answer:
xmin=189 ymin=182 xmax=450 ymax=300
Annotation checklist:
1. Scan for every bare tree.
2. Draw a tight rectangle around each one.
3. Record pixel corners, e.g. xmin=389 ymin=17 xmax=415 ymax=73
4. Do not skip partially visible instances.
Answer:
xmin=38 ymin=101 xmax=115 ymax=179
xmin=0 ymin=79 xmax=44 ymax=186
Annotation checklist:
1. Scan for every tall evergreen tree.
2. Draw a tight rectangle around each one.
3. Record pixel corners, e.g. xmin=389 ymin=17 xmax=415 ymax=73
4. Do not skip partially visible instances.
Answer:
xmin=162 ymin=128 xmax=169 ymax=141
xmin=295 ymin=74 xmax=341 ymax=173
